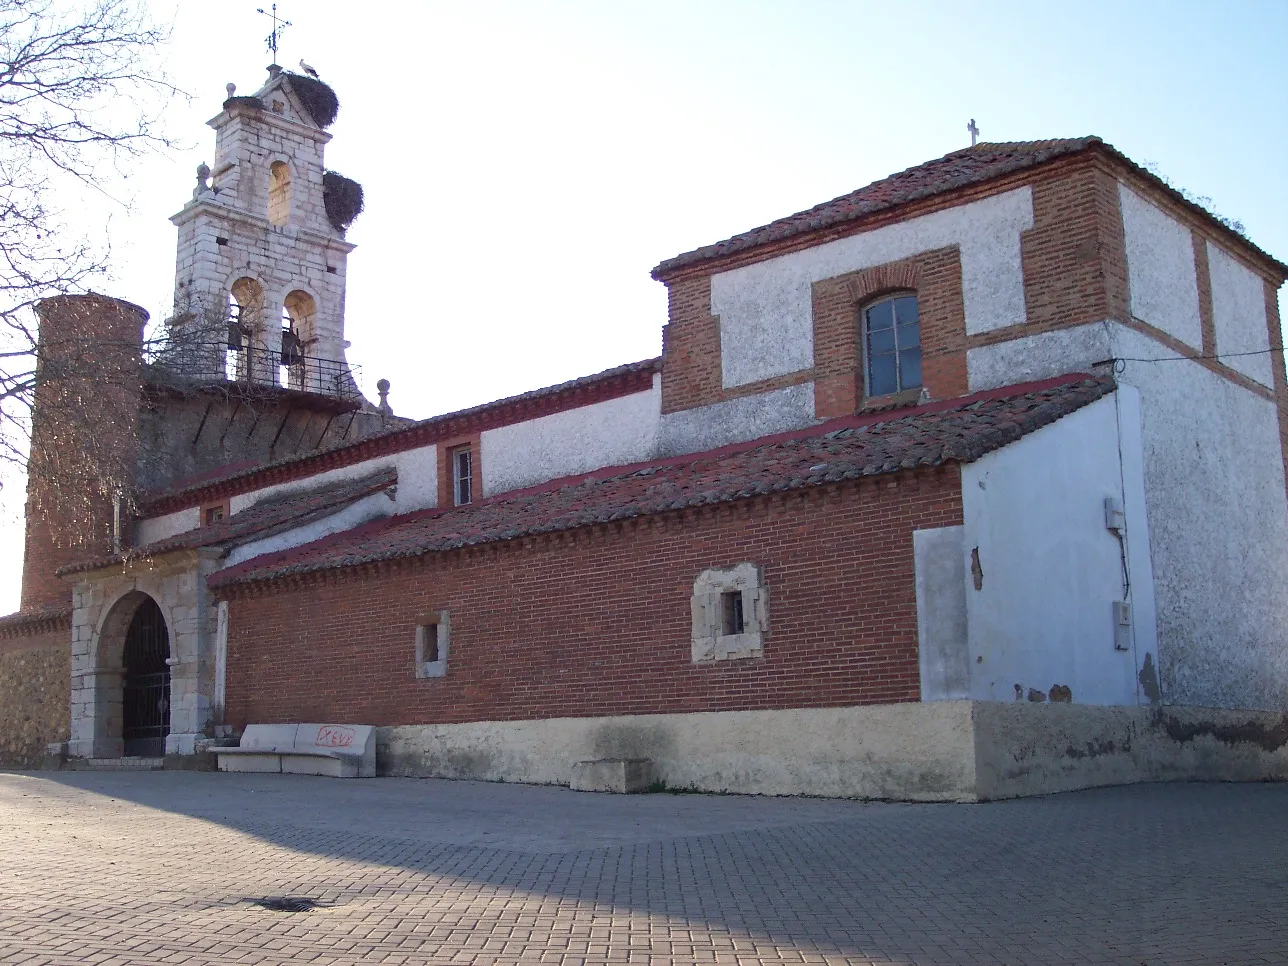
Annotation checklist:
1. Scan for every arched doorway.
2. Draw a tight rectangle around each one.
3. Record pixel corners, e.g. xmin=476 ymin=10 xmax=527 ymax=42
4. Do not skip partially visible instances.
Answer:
xmin=121 ymin=597 xmax=171 ymax=757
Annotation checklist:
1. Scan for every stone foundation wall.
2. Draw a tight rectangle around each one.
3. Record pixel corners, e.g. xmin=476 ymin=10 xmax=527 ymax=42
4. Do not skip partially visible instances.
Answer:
xmin=377 ymin=701 xmax=1288 ymax=801
xmin=0 ymin=635 xmax=69 ymax=768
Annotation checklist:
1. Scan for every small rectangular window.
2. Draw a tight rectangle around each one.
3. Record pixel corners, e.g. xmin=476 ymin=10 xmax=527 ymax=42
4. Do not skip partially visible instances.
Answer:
xmin=415 ymin=611 xmax=450 ymax=678
xmin=721 ymin=590 xmax=745 ymax=636
xmin=453 ymin=446 xmax=473 ymax=506
xmin=420 ymin=623 xmax=440 ymax=663
xmin=203 ymin=503 xmax=228 ymax=526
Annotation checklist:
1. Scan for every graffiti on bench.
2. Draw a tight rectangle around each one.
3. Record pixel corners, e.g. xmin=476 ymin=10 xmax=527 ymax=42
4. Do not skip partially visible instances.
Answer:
xmin=313 ymin=725 xmax=357 ymax=749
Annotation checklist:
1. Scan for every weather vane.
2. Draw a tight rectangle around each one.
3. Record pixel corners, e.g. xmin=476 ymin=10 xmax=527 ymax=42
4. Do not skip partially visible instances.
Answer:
xmin=257 ymin=4 xmax=291 ymax=66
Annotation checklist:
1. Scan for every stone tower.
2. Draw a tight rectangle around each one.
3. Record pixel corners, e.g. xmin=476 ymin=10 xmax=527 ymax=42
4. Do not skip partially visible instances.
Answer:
xmin=168 ymin=66 xmax=361 ymax=395
xmin=131 ymin=67 xmax=391 ymax=493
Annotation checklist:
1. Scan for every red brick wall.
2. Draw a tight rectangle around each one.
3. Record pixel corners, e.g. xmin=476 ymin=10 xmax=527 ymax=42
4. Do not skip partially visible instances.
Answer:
xmin=22 ymin=295 xmax=145 ymax=610
xmin=221 ymin=466 xmax=963 ymax=727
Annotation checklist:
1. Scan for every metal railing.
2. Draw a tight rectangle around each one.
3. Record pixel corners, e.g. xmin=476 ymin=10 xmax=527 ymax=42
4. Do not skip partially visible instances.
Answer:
xmin=147 ymin=342 xmax=363 ymax=403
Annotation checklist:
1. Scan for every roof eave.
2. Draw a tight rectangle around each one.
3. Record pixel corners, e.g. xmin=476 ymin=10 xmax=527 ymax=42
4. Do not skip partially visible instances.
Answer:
xmin=651 ymin=140 xmax=1288 ymax=284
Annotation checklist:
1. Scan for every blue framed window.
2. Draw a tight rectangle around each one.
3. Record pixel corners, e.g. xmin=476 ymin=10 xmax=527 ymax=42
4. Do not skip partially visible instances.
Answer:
xmin=863 ymin=294 xmax=921 ymax=397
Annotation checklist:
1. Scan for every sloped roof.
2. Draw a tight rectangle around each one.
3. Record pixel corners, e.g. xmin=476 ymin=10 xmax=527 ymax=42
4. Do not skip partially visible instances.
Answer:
xmin=652 ymin=138 xmax=1287 ymax=278
xmin=59 ymin=467 xmax=397 ymax=577
xmin=210 ymin=374 xmax=1114 ymax=589
xmin=140 ymin=357 xmax=661 ymax=517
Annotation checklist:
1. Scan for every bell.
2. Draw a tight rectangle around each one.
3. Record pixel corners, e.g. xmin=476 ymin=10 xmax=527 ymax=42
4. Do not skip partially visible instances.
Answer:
xmin=226 ymin=321 xmax=243 ymax=351
xmin=281 ymin=329 xmax=302 ymax=366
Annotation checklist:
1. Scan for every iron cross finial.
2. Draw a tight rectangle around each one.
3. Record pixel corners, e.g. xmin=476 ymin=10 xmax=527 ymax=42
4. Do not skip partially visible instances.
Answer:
xmin=257 ymin=4 xmax=292 ymax=66
xmin=967 ymin=118 xmax=980 ymax=147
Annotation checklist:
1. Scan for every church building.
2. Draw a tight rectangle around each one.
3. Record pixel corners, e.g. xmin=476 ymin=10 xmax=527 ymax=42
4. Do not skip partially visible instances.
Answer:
xmin=1 ymin=67 xmax=1286 ymax=800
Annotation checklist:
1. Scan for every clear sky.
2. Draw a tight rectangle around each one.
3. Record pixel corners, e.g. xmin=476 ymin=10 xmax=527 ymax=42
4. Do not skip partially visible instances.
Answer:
xmin=1 ymin=0 xmax=1285 ymax=611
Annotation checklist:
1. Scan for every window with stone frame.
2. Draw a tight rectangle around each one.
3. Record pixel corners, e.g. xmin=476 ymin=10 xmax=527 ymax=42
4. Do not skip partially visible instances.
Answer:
xmin=862 ymin=293 xmax=921 ymax=397
xmin=691 ymin=563 xmax=769 ymax=663
xmin=415 ymin=611 xmax=450 ymax=678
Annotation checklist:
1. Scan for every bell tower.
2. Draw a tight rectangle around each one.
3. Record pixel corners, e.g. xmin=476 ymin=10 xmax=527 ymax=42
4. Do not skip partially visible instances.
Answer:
xmin=168 ymin=66 xmax=364 ymax=399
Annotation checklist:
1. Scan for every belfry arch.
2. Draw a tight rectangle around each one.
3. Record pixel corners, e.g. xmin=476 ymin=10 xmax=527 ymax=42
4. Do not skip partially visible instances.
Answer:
xmin=282 ymin=289 xmax=318 ymax=390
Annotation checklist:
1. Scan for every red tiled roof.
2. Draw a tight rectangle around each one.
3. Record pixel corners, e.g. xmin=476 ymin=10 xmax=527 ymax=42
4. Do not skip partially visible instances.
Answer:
xmin=59 ymin=467 xmax=398 ymax=577
xmin=210 ymin=374 xmax=1114 ymax=590
xmin=139 ymin=357 xmax=661 ymax=517
xmin=652 ymin=138 xmax=1287 ymax=278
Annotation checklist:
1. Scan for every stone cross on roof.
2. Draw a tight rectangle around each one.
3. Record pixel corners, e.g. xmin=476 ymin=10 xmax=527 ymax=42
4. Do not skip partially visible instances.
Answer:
xmin=967 ymin=118 xmax=980 ymax=147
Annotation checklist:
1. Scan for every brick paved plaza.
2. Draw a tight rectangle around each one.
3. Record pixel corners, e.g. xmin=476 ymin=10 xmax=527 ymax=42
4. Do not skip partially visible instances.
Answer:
xmin=0 ymin=772 xmax=1284 ymax=965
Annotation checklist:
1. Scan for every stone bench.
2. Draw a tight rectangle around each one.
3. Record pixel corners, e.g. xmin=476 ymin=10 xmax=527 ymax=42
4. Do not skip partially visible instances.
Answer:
xmin=215 ymin=723 xmax=376 ymax=778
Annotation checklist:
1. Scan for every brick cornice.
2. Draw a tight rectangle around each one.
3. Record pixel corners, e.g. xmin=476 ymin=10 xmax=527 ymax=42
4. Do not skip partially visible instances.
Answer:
xmin=0 ymin=607 xmax=71 ymax=641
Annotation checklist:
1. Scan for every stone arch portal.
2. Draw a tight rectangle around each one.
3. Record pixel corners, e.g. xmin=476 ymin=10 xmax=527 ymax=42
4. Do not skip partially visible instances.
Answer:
xmin=83 ymin=591 xmax=172 ymax=759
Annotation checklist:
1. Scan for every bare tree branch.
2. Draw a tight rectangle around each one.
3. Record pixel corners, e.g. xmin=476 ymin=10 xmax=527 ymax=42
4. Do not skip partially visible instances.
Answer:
xmin=0 ymin=0 xmax=182 ymax=541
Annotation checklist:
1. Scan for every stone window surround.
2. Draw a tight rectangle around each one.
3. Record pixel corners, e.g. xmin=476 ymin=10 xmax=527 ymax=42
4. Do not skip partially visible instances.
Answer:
xmin=691 ymin=563 xmax=769 ymax=663
xmin=415 ymin=610 xmax=450 ymax=679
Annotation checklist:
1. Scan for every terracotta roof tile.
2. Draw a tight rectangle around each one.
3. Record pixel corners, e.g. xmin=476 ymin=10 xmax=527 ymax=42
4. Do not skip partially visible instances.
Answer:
xmin=139 ymin=357 xmax=661 ymax=515
xmin=60 ymin=467 xmax=398 ymax=577
xmin=210 ymin=374 xmax=1114 ymax=589
xmin=652 ymin=138 xmax=1286 ymax=278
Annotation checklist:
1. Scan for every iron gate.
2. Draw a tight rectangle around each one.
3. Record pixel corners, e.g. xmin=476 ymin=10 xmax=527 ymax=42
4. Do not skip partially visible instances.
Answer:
xmin=122 ymin=597 xmax=170 ymax=757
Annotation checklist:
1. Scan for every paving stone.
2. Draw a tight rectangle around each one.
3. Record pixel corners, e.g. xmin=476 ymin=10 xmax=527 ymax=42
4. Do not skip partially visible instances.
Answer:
xmin=0 ymin=774 xmax=1285 ymax=965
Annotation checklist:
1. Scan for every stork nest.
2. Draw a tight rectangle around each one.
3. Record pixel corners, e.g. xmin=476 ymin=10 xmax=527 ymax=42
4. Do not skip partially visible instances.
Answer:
xmin=323 ymin=171 xmax=364 ymax=232
xmin=284 ymin=72 xmax=339 ymax=128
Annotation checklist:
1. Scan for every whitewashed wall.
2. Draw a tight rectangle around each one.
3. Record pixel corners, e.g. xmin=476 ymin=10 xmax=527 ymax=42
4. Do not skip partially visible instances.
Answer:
xmin=227 ymin=444 xmax=436 ymax=516
xmin=1208 ymin=241 xmax=1272 ymax=387
xmin=658 ymin=383 xmax=815 ymax=457
xmin=1111 ymin=326 xmax=1288 ymax=710
xmin=224 ymin=489 xmax=397 ymax=567
xmin=1118 ymin=185 xmax=1202 ymax=349
xmin=481 ymin=382 xmax=660 ymax=496
xmin=710 ymin=188 xmax=1034 ymax=388
xmin=959 ymin=392 xmax=1153 ymax=706
xmin=968 ymin=319 xmax=1288 ymax=712
xmin=136 ymin=506 xmax=201 ymax=547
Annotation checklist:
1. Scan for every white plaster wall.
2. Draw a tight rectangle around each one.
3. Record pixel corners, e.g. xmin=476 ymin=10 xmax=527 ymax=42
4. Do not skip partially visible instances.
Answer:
xmin=961 ymin=393 xmax=1151 ymax=706
xmin=1119 ymin=185 xmax=1202 ymax=349
xmin=967 ymin=320 xmax=1288 ymax=710
xmin=1109 ymin=326 xmax=1288 ymax=710
xmin=227 ymin=443 xmax=437 ymax=517
xmin=1207 ymin=242 xmax=1272 ymax=387
xmin=710 ymin=188 xmax=1034 ymax=388
xmin=136 ymin=507 xmax=201 ymax=546
xmin=481 ymin=385 xmax=660 ymax=496
xmin=966 ymin=321 xmax=1113 ymax=391
xmin=223 ymin=488 xmax=397 ymax=567
xmin=658 ymin=383 xmax=816 ymax=457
